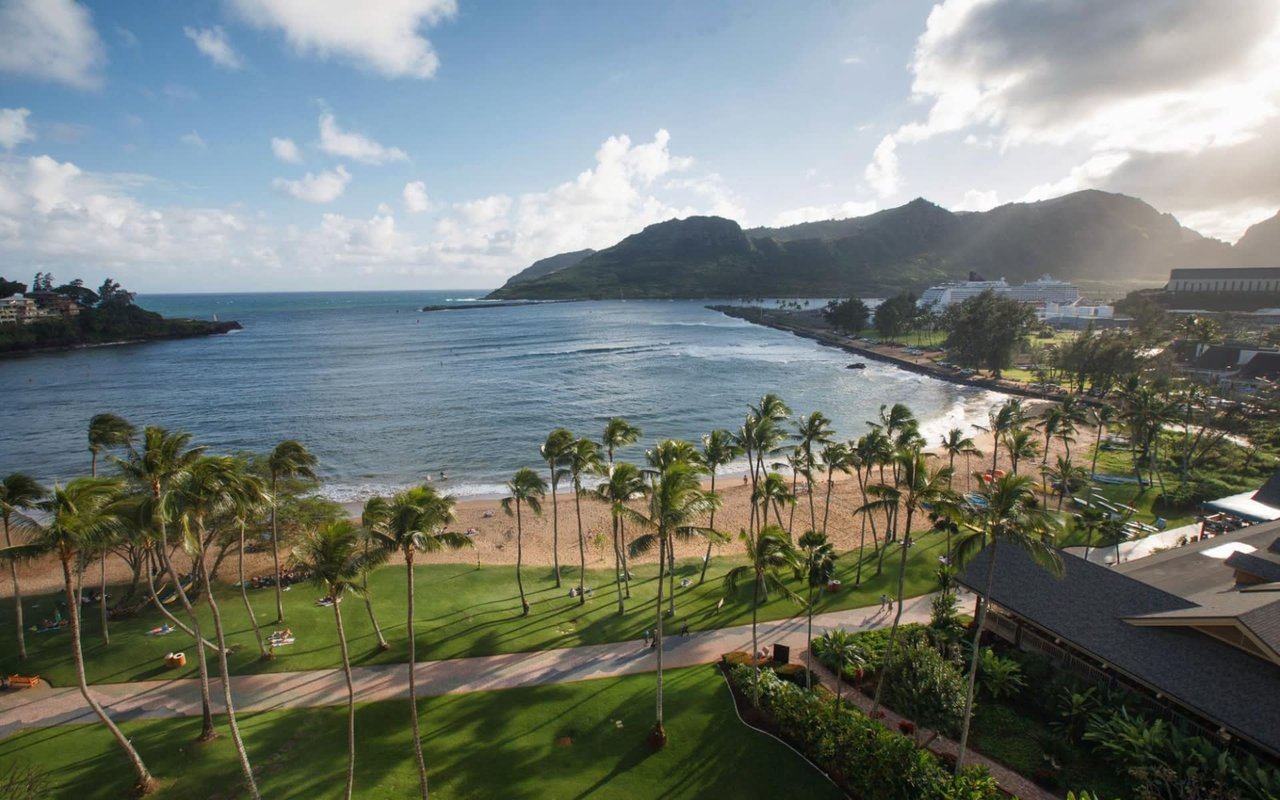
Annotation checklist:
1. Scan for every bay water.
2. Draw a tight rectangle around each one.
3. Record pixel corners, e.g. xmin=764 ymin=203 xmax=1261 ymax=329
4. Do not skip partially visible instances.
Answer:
xmin=0 ymin=292 xmax=1003 ymax=501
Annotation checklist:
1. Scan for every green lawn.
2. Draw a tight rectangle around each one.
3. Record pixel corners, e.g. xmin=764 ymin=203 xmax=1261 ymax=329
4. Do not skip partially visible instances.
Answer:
xmin=2 ymin=533 xmax=949 ymax=687
xmin=0 ymin=665 xmax=844 ymax=799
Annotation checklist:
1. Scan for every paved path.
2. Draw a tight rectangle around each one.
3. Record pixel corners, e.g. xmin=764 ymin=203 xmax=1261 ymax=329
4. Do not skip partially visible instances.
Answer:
xmin=0 ymin=595 xmax=932 ymax=737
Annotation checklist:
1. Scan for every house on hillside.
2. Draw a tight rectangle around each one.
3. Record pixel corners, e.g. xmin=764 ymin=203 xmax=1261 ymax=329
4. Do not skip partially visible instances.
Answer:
xmin=958 ymin=522 xmax=1280 ymax=762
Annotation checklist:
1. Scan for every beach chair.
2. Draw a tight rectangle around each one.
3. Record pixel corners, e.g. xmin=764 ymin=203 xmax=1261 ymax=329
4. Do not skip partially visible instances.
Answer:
xmin=7 ymin=675 xmax=41 ymax=688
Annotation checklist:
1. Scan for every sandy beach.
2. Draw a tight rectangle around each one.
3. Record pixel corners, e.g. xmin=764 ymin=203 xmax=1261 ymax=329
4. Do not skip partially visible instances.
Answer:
xmin=3 ymin=399 xmax=1094 ymax=597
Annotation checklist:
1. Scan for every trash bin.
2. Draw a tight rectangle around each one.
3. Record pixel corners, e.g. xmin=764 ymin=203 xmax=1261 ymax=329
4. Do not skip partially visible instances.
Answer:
xmin=827 ymin=579 xmax=842 ymax=593
xmin=773 ymin=644 xmax=790 ymax=664
xmin=165 ymin=652 xmax=186 ymax=669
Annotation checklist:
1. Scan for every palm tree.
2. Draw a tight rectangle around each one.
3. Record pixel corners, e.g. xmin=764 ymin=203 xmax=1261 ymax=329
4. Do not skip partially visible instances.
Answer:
xmin=793 ymin=411 xmax=834 ymax=531
xmin=1057 ymin=394 xmax=1089 ymax=465
xmin=870 ymin=453 xmax=952 ymax=715
xmin=811 ymin=441 xmax=846 ymax=534
xmin=226 ymin=462 xmax=271 ymax=659
xmin=1089 ymin=403 xmax=1117 ymax=477
xmin=1118 ymin=381 xmax=1172 ymax=492
xmin=1043 ymin=455 xmax=1088 ymax=511
xmin=176 ymin=456 xmax=260 ymax=799
xmin=1036 ymin=405 xmax=1063 ymax=468
xmin=2 ymin=478 xmax=158 ymax=794
xmin=502 ymin=468 xmax=546 ymax=615
xmin=293 ymin=521 xmax=382 ymax=800
xmin=1 ymin=473 xmax=46 ymax=661
xmin=698 ymin=430 xmax=741 ymax=583
xmin=267 ymin=440 xmax=318 ymax=622
xmin=952 ymin=473 xmax=1061 ymax=771
xmin=567 ymin=438 xmax=603 ymax=604
xmin=647 ymin=439 xmax=705 ymax=614
xmin=828 ymin=636 xmax=867 ymax=707
xmin=940 ymin=428 xmax=981 ymax=492
xmin=359 ymin=496 xmax=392 ymax=650
xmin=591 ymin=462 xmax=642 ymax=613
xmin=625 ymin=460 xmax=721 ymax=747
xmin=540 ymin=428 xmax=574 ymax=587
xmin=984 ymin=397 xmax=1025 ymax=475
xmin=115 ymin=426 xmax=218 ymax=741
xmin=723 ymin=525 xmax=803 ymax=705
xmin=88 ymin=413 xmax=136 ymax=646
xmin=369 ymin=486 xmax=470 ymax=800
xmin=753 ymin=471 xmax=795 ymax=532
xmin=602 ymin=417 xmax=641 ymax=465
xmin=797 ymin=530 xmax=838 ymax=689
xmin=1003 ymin=428 xmax=1040 ymax=476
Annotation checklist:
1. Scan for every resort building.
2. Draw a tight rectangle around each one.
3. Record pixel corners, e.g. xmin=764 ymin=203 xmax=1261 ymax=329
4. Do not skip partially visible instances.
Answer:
xmin=0 ymin=296 xmax=39 ymax=325
xmin=1166 ymin=267 xmax=1280 ymax=293
xmin=959 ymin=521 xmax=1280 ymax=762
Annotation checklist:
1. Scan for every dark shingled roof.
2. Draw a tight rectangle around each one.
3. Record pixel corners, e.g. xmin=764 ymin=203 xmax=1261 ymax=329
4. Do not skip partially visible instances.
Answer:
xmin=1191 ymin=345 xmax=1244 ymax=371
xmin=1243 ymin=353 xmax=1280 ymax=380
xmin=1255 ymin=472 xmax=1280 ymax=509
xmin=1170 ymin=267 xmax=1280 ymax=280
xmin=1225 ymin=551 xmax=1280 ymax=585
xmin=1241 ymin=603 xmax=1280 ymax=654
xmin=958 ymin=546 xmax=1280 ymax=757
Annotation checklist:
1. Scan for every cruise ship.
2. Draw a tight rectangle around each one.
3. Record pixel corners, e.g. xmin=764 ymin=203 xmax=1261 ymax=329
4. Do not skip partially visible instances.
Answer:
xmin=918 ymin=274 xmax=1080 ymax=309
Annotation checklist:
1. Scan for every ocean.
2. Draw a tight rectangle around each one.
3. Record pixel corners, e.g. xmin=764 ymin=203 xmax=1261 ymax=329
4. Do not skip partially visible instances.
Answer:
xmin=0 ymin=291 xmax=1005 ymax=501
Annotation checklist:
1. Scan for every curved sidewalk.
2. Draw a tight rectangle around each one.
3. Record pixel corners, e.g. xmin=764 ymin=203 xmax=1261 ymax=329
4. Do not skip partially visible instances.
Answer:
xmin=0 ymin=595 xmax=931 ymax=736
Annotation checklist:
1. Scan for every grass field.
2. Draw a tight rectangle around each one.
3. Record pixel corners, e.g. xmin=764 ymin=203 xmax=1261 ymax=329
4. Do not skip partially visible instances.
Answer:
xmin=0 ymin=665 xmax=844 ymax=799
xmin=1 ymin=532 xmax=949 ymax=687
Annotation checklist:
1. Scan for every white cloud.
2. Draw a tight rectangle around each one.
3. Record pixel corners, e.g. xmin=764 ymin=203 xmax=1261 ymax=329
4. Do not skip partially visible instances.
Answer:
xmin=184 ymin=25 xmax=244 ymax=70
xmin=0 ymin=108 xmax=35 ymax=150
xmin=864 ymin=135 xmax=899 ymax=197
xmin=317 ymin=111 xmax=407 ymax=164
xmin=403 ymin=180 xmax=429 ymax=213
xmin=272 ymin=166 xmax=351 ymax=203
xmin=271 ymin=136 xmax=302 ymax=163
xmin=0 ymin=0 xmax=106 ymax=90
xmin=841 ymin=55 xmax=864 ymax=65
xmin=951 ymin=189 xmax=999 ymax=212
xmin=180 ymin=130 xmax=207 ymax=149
xmin=115 ymin=26 xmax=138 ymax=48
xmin=229 ymin=0 xmax=456 ymax=79
xmin=770 ymin=200 xmax=878 ymax=227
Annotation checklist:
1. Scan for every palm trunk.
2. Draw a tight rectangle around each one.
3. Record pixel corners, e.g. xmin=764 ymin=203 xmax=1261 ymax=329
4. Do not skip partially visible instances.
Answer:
xmin=62 ymin=552 xmax=158 ymax=795
xmin=700 ymin=472 xmax=718 ymax=584
xmin=145 ymin=555 xmax=220 ymax=652
xmin=517 ymin=503 xmax=529 ymax=615
xmin=5 ymin=515 xmax=25 ymax=660
xmin=360 ymin=541 xmax=388 ymax=650
xmin=855 ymin=511 xmax=868 ymax=586
xmin=574 ymin=485 xmax=586 ymax=604
xmin=238 ymin=520 xmax=269 ymax=659
xmin=668 ymin=537 xmax=676 ymax=617
xmin=652 ymin=534 xmax=667 ymax=746
xmin=1091 ymin=420 xmax=1105 ymax=476
xmin=153 ymin=503 xmax=217 ymax=741
xmin=957 ymin=542 xmax=999 ymax=771
xmin=807 ymin=475 xmax=818 ymax=533
xmin=406 ymin=552 xmax=429 ymax=799
xmin=334 ymin=594 xmax=356 ymax=800
xmin=198 ymin=543 xmax=260 ymax=799
xmin=822 ymin=470 xmax=835 ymax=535
xmin=751 ymin=574 xmax=761 ymax=706
xmin=871 ymin=529 xmax=911 ymax=716
xmin=788 ymin=470 xmax=799 ymax=533
xmin=804 ymin=572 xmax=815 ymax=690
xmin=271 ymin=477 xmax=285 ymax=623
xmin=620 ymin=518 xmax=631 ymax=599
xmin=549 ymin=472 xmax=561 ymax=587
xmin=99 ymin=553 xmax=110 ymax=646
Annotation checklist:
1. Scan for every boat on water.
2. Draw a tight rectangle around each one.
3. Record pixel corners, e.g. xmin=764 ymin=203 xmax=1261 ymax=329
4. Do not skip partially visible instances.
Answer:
xmin=846 ymin=362 xmax=866 ymax=370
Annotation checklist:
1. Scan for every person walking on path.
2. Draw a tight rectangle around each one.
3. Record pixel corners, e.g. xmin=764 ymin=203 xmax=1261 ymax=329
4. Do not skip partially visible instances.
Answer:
xmin=680 ymin=622 xmax=690 ymax=637
xmin=643 ymin=629 xmax=651 ymax=647
xmin=879 ymin=593 xmax=888 ymax=611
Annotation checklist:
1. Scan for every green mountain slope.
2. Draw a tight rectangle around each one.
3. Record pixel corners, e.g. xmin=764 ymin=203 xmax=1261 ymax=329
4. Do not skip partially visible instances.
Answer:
xmin=1234 ymin=211 xmax=1280 ymax=264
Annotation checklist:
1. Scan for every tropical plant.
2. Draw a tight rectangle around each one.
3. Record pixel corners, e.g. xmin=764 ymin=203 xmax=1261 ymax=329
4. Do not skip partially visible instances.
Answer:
xmin=625 ymin=460 xmax=721 ymax=747
xmin=266 ymin=440 xmax=318 ymax=621
xmin=368 ymin=485 xmax=470 ymax=800
xmin=358 ymin=496 xmax=392 ymax=649
xmin=540 ymin=428 xmax=574 ymax=587
xmin=976 ymin=647 xmax=1025 ymax=701
xmin=601 ymin=417 xmax=641 ymax=465
xmin=753 ymin=471 xmax=796 ymax=532
xmin=940 ymin=428 xmax=981 ymax=492
xmin=793 ymin=411 xmax=835 ymax=532
xmin=566 ymin=437 xmax=602 ymax=603
xmin=883 ymin=643 xmax=967 ymax=745
xmin=952 ymin=473 xmax=1062 ymax=771
xmin=1 ymin=478 xmax=158 ymax=795
xmin=818 ymin=440 xmax=853 ymax=534
xmin=227 ymin=462 xmax=271 ymax=659
xmin=698 ymin=429 xmax=741 ymax=583
xmin=983 ymin=397 xmax=1026 ymax=476
xmin=1050 ymin=686 xmax=1099 ymax=743
xmin=1043 ymin=455 xmax=1089 ymax=510
xmin=1089 ymin=403 xmax=1117 ymax=477
xmin=87 ymin=413 xmax=136 ymax=645
xmin=724 ymin=525 xmax=804 ymax=705
xmin=797 ymin=529 xmax=838 ymax=688
xmin=501 ymin=467 xmax=546 ymax=615
xmin=1003 ymin=427 xmax=1040 ymax=476
xmin=292 ymin=521 xmax=383 ymax=800
xmin=1 ymin=472 xmax=46 ymax=661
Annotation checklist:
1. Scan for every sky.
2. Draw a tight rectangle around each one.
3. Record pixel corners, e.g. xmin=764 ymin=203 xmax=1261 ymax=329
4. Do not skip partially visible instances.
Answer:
xmin=0 ymin=0 xmax=1278 ymax=293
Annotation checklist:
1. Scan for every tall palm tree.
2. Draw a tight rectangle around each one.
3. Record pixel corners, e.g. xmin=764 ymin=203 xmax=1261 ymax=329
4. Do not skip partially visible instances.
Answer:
xmin=567 ymin=438 xmax=603 ymax=604
xmin=698 ymin=430 xmax=741 ymax=583
xmin=1037 ymin=405 xmax=1064 ymax=469
xmin=1003 ymin=428 xmax=1040 ymax=476
xmin=983 ymin=397 xmax=1025 ymax=475
xmin=793 ymin=411 xmax=834 ymax=532
xmin=952 ymin=474 xmax=1061 ymax=771
xmin=176 ymin=456 xmax=260 ymax=799
xmin=940 ymin=428 xmax=981 ymax=492
xmin=226 ymin=462 xmax=271 ymax=659
xmin=1043 ymin=455 xmax=1088 ymax=511
xmin=540 ymin=428 xmax=574 ymax=587
xmin=591 ymin=462 xmax=642 ymax=613
xmin=115 ymin=427 xmax=218 ymax=741
xmin=267 ymin=440 xmax=318 ymax=622
xmin=625 ymin=460 xmax=721 ymax=747
xmin=1089 ymin=403 xmax=1117 ymax=477
xmin=293 ymin=521 xmax=380 ymax=800
xmin=369 ymin=486 xmax=470 ymax=800
xmin=723 ymin=525 xmax=803 ymax=705
xmin=602 ymin=417 xmax=641 ymax=465
xmin=2 ymin=478 xmax=158 ymax=794
xmin=502 ymin=468 xmax=546 ymax=616
xmin=797 ymin=530 xmax=838 ymax=689
xmin=88 ymin=413 xmax=136 ymax=646
xmin=1 ymin=473 xmax=46 ymax=661
xmin=753 ymin=471 xmax=796 ymax=532
xmin=359 ymin=496 xmax=392 ymax=650
xmin=647 ymin=439 xmax=704 ymax=614
xmin=1057 ymin=394 xmax=1089 ymax=465
xmin=871 ymin=453 xmax=953 ymax=715
xmin=817 ymin=441 xmax=852 ymax=535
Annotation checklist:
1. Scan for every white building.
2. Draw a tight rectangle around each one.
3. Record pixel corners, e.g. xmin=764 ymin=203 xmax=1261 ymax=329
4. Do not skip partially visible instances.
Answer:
xmin=918 ymin=274 xmax=1081 ymax=309
xmin=0 ymin=296 xmax=38 ymax=325
xmin=1167 ymin=267 xmax=1280 ymax=293
xmin=1008 ymin=275 xmax=1081 ymax=305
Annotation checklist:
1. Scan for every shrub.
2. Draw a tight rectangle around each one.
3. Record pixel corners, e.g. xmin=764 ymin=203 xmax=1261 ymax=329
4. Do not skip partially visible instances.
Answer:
xmin=884 ymin=643 xmax=967 ymax=739
xmin=977 ymin=647 xmax=1025 ymax=701
xmin=813 ymin=623 xmax=929 ymax=673
xmin=728 ymin=665 xmax=1001 ymax=800
xmin=898 ymin=719 xmax=917 ymax=735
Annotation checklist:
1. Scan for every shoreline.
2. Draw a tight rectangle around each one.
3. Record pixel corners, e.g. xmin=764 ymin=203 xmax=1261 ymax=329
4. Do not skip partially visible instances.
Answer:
xmin=0 ymin=321 xmax=243 ymax=359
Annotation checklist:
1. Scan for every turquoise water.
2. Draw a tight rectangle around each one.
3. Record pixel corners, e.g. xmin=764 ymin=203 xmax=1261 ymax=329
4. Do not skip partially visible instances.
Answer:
xmin=0 ymin=292 xmax=1003 ymax=501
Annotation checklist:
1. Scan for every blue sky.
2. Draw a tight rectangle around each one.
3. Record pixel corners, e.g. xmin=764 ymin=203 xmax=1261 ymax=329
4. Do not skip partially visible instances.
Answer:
xmin=1 ymin=0 xmax=1278 ymax=292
